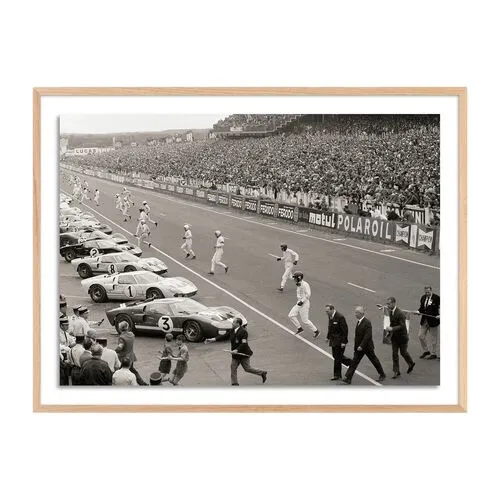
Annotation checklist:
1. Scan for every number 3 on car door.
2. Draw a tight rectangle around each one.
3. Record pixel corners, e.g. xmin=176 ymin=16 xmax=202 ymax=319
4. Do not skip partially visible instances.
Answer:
xmin=158 ymin=316 xmax=173 ymax=332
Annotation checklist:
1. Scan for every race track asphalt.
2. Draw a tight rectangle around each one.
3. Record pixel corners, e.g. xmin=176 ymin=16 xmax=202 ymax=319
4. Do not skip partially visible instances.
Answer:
xmin=59 ymin=172 xmax=441 ymax=387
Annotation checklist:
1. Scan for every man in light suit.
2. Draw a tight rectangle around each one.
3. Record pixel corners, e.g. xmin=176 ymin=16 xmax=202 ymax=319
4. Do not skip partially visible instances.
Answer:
xmin=343 ymin=307 xmax=386 ymax=384
xmin=325 ymin=305 xmax=351 ymax=381
xmin=385 ymin=297 xmax=415 ymax=379
xmin=416 ymin=286 xmax=440 ymax=359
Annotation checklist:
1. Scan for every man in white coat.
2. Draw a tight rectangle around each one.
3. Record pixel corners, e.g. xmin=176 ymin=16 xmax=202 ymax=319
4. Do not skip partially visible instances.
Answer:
xmin=181 ymin=224 xmax=196 ymax=259
xmin=209 ymin=230 xmax=228 ymax=275
xmin=276 ymin=244 xmax=299 ymax=292
xmin=288 ymin=271 xmax=320 ymax=338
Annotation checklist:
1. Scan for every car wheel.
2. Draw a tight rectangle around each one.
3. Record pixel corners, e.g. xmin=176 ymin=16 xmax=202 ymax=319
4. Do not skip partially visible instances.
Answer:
xmin=115 ymin=314 xmax=135 ymax=333
xmin=124 ymin=265 xmax=136 ymax=272
xmin=64 ymin=249 xmax=77 ymax=262
xmin=89 ymin=284 xmax=107 ymax=303
xmin=146 ymin=288 xmax=164 ymax=300
xmin=183 ymin=320 xmax=203 ymax=342
xmin=77 ymin=264 xmax=93 ymax=279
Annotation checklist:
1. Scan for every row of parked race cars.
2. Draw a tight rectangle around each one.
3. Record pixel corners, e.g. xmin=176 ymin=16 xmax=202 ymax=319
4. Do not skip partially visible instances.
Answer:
xmin=60 ymin=194 xmax=246 ymax=342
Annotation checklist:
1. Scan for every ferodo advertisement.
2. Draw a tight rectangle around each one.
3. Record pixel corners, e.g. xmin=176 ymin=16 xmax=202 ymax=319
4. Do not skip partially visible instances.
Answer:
xmin=259 ymin=200 xmax=276 ymax=217
xmin=206 ymin=192 xmax=218 ymax=204
xmin=244 ymin=198 xmax=258 ymax=212
xmin=277 ymin=204 xmax=297 ymax=222
xmin=336 ymin=214 xmax=394 ymax=241
xmin=218 ymin=193 xmax=229 ymax=206
xmin=231 ymin=195 xmax=244 ymax=210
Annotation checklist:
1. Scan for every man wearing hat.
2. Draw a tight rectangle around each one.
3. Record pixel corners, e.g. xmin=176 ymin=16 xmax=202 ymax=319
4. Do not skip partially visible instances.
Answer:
xmin=73 ymin=306 xmax=104 ymax=337
xmin=67 ymin=332 xmax=85 ymax=385
xmin=115 ymin=321 xmax=148 ymax=385
xmin=80 ymin=344 xmax=113 ymax=385
xmin=68 ymin=304 xmax=81 ymax=334
xmin=149 ymin=372 xmax=163 ymax=386
xmin=96 ymin=336 xmax=121 ymax=373
xmin=59 ymin=315 xmax=74 ymax=385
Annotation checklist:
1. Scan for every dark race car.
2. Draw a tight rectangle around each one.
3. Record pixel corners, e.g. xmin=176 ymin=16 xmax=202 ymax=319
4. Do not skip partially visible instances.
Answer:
xmin=60 ymin=238 xmax=141 ymax=262
xmin=105 ymin=297 xmax=248 ymax=342
xmin=60 ymin=230 xmax=141 ymax=256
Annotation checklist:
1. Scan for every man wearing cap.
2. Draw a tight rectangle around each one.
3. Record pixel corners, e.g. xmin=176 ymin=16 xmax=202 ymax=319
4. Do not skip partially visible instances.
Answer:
xmin=79 ymin=337 xmax=94 ymax=367
xmin=73 ymin=306 xmax=104 ymax=337
xmin=59 ymin=316 xmax=75 ymax=385
xmin=68 ymin=333 xmax=85 ymax=385
xmin=68 ymin=305 xmax=81 ymax=334
xmin=112 ymin=357 xmax=138 ymax=386
xmin=96 ymin=337 xmax=121 ymax=373
xmin=80 ymin=344 xmax=113 ymax=385
xmin=115 ymin=321 xmax=148 ymax=385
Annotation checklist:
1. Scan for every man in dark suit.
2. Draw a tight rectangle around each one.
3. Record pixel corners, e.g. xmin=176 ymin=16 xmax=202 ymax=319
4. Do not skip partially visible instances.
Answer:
xmin=115 ymin=321 xmax=148 ymax=385
xmin=343 ymin=307 xmax=386 ymax=384
xmin=205 ymin=318 xmax=267 ymax=386
xmin=385 ymin=297 xmax=415 ymax=379
xmin=80 ymin=344 xmax=113 ymax=385
xmin=325 ymin=305 xmax=351 ymax=381
xmin=416 ymin=286 xmax=440 ymax=359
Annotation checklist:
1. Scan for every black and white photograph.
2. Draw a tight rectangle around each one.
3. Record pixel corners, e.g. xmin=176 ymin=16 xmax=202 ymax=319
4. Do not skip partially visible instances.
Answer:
xmin=57 ymin=111 xmax=443 ymax=389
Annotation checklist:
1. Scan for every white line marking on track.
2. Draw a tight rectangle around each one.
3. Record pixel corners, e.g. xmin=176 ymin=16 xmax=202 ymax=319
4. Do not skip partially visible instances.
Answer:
xmin=347 ymin=282 xmax=377 ymax=293
xmin=64 ymin=190 xmax=380 ymax=386
xmin=380 ymin=249 xmax=396 ymax=253
xmin=297 ymin=229 xmax=310 ymax=233
xmin=125 ymin=185 xmax=439 ymax=270
xmin=63 ymin=295 xmax=89 ymax=299
xmin=266 ymin=222 xmax=278 ymax=225
xmin=160 ymin=213 xmax=167 ymax=216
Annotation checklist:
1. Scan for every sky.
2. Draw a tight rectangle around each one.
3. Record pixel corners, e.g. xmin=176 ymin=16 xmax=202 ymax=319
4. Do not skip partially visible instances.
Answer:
xmin=59 ymin=114 xmax=227 ymax=134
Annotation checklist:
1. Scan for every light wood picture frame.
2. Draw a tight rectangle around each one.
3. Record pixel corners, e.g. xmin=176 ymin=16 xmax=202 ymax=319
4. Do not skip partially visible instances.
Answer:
xmin=33 ymin=87 xmax=467 ymax=412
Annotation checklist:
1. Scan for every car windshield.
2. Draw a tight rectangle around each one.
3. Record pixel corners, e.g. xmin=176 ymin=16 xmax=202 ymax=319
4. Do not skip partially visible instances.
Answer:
xmin=170 ymin=300 xmax=207 ymax=315
xmin=134 ymin=272 xmax=161 ymax=284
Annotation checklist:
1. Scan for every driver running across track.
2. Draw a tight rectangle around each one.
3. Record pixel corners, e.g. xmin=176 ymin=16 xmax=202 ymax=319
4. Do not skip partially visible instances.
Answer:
xmin=209 ymin=230 xmax=228 ymax=275
xmin=136 ymin=220 xmax=152 ymax=249
xmin=288 ymin=271 xmax=321 ymax=338
xmin=181 ymin=223 xmax=196 ymax=259
xmin=276 ymin=243 xmax=299 ymax=292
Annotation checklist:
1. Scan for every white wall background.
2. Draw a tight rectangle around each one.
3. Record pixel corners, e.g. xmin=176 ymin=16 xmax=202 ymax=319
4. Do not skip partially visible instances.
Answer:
xmin=1 ymin=1 xmax=497 ymax=499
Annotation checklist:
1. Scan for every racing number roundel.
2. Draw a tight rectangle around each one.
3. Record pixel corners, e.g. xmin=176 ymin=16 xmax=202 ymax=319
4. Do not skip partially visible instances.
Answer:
xmin=158 ymin=316 xmax=174 ymax=333
xmin=126 ymin=285 xmax=137 ymax=298
xmin=89 ymin=248 xmax=99 ymax=257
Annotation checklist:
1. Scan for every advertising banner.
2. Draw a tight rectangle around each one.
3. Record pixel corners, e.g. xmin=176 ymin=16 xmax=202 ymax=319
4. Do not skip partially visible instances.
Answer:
xmin=206 ymin=192 xmax=218 ymax=204
xmin=195 ymin=189 xmax=206 ymax=199
xmin=159 ymin=184 xmax=167 ymax=190
xmin=335 ymin=214 xmax=394 ymax=242
xmin=167 ymin=185 xmax=175 ymax=193
xmin=244 ymin=197 xmax=258 ymax=212
xmin=409 ymin=224 xmax=418 ymax=248
xmin=230 ymin=195 xmax=244 ymax=210
xmin=277 ymin=203 xmax=297 ymax=222
xmin=175 ymin=186 xmax=185 ymax=195
xmin=417 ymin=227 xmax=434 ymax=250
xmin=184 ymin=187 xmax=194 ymax=196
xmin=217 ymin=193 xmax=229 ymax=206
xmin=307 ymin=209 xmax=336 ymax=229
xmin=259 ymin=200 xmax=276 ymax=217
xmin=395 ymin=223 xmax=410 ymax=244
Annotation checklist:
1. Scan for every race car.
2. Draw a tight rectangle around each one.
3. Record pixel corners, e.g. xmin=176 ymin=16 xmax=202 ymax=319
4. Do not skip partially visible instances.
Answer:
xmin=105 ymin=297 xmax=247 ymax=342
xmin=60 ymin=230 xmax=141 ymax=256
xmin=60 ymin=238 xmax=142 ymax=262
xmin=71 ymin=251 xmax=168 ymax=278
xmin=60 ymin=213 xmax=98 ymax=224
xmin=60 ymin=220 xmax=113 ymax=235
xmin=82 ymin=271 xmax=197 ymax=303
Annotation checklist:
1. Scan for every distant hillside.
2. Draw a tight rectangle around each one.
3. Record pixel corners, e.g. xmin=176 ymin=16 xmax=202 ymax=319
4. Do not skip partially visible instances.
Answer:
xmin=62 ymin=129 xmax=211 ymax=148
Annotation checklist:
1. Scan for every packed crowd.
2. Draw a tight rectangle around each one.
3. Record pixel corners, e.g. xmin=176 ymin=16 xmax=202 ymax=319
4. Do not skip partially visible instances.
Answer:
xmin=64 ymin=115 xmax=440 ymax=209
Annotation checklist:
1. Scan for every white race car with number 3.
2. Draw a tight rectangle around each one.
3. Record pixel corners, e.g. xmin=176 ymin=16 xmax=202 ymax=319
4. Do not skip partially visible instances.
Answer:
xmin=81 ymin=270 xmax=198 ymax=303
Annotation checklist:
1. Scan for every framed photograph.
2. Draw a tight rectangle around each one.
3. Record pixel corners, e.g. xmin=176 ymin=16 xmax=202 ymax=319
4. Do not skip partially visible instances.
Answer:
xmin=33 ymin=87 xmax=467 ymax=412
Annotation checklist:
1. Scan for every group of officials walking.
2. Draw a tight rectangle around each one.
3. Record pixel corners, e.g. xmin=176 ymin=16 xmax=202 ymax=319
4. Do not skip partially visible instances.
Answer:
xmin=325 ymin=286 xmax=440 ymax=383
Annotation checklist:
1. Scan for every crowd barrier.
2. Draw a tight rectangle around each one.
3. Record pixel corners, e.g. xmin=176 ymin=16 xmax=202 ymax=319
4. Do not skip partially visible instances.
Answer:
xmin=61 ymin=164 xmax=440 ymax=255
